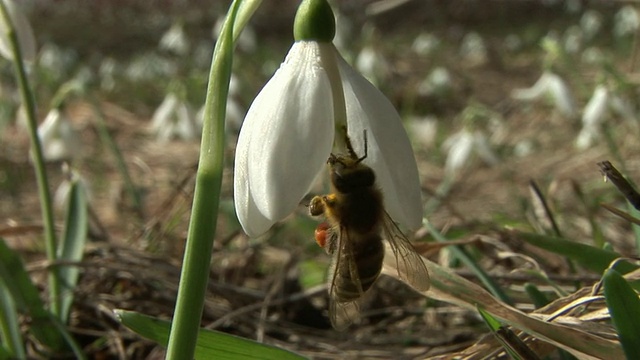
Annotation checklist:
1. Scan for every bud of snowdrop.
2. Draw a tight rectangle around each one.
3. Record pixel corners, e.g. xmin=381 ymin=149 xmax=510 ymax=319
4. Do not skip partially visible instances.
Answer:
xmin=37 ymin=107 xmax=80 ymax=162
xmin=159 ymin=21 xmax=190 ymax=56
xmin=511 ymin=71 xmax=576 ymax=119
xmin=234 ymin=0 xmax=422 ymax=236
xmin=0 ymin=0 xmax=35 ymax=62
xmin=150 ymin=92 xmax=198 ymax=142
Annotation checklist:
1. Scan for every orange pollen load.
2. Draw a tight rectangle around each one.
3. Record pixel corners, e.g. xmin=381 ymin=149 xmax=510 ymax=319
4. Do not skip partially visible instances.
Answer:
xmin=314 ymin=222 xmax=330 ymax=248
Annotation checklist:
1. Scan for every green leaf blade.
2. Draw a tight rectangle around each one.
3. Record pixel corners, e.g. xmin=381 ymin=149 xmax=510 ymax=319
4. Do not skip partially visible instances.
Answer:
xmin=603 ymin=268 xmax=640 ymax=359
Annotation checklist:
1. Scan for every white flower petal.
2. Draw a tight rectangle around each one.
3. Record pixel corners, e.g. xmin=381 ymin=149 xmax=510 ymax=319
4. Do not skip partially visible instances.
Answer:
xmin=0 ymin=0 xmax=36 ymax=62
xmin=337 ymin=54 xmax=422 ymax=229
xmin=444 ymin=130 xmax=474 ymax=175
xmin=234 ymin=41 xmax=334 ymax=235
xmin=546 ymin=74 xmax=576 ymax=118
xmin=234 ymin=130 xmax=276 ymax=237
xmin=581 ymin=85 xmax=608 ymax=128
xmin=511 ymin=73 xmax=552 ymax=101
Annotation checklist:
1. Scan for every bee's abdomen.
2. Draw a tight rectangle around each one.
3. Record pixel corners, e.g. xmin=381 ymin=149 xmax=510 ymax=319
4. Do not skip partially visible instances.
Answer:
xmin=334 ymin=234 xmax=384 ymax=302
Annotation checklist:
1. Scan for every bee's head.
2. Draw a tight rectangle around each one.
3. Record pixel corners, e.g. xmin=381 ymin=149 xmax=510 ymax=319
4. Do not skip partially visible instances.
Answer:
xmin=328 ymin=154 xmax=376 ymax=193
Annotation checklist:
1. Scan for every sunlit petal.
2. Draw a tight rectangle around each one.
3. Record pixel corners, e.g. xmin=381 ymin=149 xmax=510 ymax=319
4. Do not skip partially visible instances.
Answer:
xmin=337 ymin=53 xmax=422 ymax=229
xmin=234 ymin=41 xmax=334 ymax=235
xmin=0 ymin=0 xmax=36 ymax=62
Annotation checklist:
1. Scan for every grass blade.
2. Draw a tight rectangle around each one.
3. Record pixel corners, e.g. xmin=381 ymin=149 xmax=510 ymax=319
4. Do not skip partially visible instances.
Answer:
xmin=426 ymin=221 xmax=513 ymax=305
xmin=478 ymin=306 xmax=540 ymax=360
xmin=117 ymin=310 xmax=306 ymax=360
xmin=0 ymin=238 xmax=62 ymax=350
xmin=515 ymin=231 xmax=637 ymax=274
xmin=57 ymin=177 xmax=88 ymax=323
xmin=0 ymin=278 xmax=25 ymax=359
xmin=603 ymin=268 xmax=640 ymax=359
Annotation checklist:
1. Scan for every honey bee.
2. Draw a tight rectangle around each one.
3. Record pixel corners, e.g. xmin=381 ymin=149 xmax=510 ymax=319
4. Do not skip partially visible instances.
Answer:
xmin=309 ymin=130 xmax=430 ymax=330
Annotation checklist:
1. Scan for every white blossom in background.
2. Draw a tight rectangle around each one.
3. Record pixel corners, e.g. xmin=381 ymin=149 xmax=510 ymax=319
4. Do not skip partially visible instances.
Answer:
xmin=576 ymin=84 xmax=637 ymax=149
xmin=563 ymin=26 xmax=583 ymax=54
xmin=614 ymin=6 xmax=640 ymax=38
xmin=355 ymin=45 xmax=388 ymax=86
xmin=581 ymin=47 xmax=604 ymax=65
xmin=125 ymin=53 xmax=177 ymax=82
xmin=214 ymin=15 xmax=256 ymax=53
xmin=576 ymin=84 xmax=608 ymax=149
xmin=442 ymin=128 xmax=499 ymax=176
xmin=564 ymin=0 xmax=582 ymax=14
xmin=98 ymin=57 xmax=120 ymax=91
xmin=406 ymin=116 xmax=438 ymax=148
xmin=511 ymin=71 xmax=576 ymax=119
xmin=38 ymin=43 xmax=77 ymax=78
xmin=37 ymin=108 xmax=80 ymax=161
xmin=418 ymin=67 xmax=452 ymax=97
xmin=159 ymin=22 xmax=190 ymax=56
xmin=504 ymin=34 xmax=522 ymax=53
xmin=412 ymin=32 xmax=440 ymax=56
xmin=580 ymin=10 xmax=602 ymax=41
xmin=150 ymin=93 xmax=198 ymax=142
xmin=0 ymin=0 xmax=36 ymax=62
xmin=459 ymin=32 xmax=487 ymax=66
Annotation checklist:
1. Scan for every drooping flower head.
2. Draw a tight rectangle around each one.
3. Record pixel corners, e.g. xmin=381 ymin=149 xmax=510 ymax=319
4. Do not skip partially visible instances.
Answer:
xmin=234 ymin=0 xmax=422 ymax=237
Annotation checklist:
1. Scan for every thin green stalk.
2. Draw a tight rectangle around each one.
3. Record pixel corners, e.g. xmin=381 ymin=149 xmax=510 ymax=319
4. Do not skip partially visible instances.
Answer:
xmin=0 ymin=2 xmax=61 ymax=318
xmin=165 ymin=2 xmax=241 ymax=359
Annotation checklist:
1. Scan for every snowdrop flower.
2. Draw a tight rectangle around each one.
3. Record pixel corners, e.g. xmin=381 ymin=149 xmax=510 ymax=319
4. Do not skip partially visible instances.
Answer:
xmin=442 ymin=127 xmax=498 ymax=176
xmin=37 ymin=108 xmax=80 ymax=161
xmin=418 ymin=66 xmax=451 ymax=97
xmin=576 ymin=84 xmax=637 ymax=149
xmin=407 ymin=116 xmax=438 ymax=148
xmin=459 ymin=32 xmax=487 ymax=66
xmin=563 ymin=26 xmax=582 ymax=55
xmin=234 ymin=0 xmax=422 ymax=237
xmin=159 ymin=21 xmax=190 ymax=56
xmin=511 ymin=71 xmax=576 ymax=119
xmin=355 ymin=45 xmax=388 ymax=86
xmin=412 ymin=32 xmax=440 ymax=57
xmin=614 ymin=6 xmax=639 ymax=38
xmin=576 ymin=84 xmax=607 ymax=149
xmin=580 ymin=10 xmax=602 ymax=41
xmin=150 ymin=93 xmax=198 ymax=142
xmin=0 ymin=0 xmax=36 ymax=62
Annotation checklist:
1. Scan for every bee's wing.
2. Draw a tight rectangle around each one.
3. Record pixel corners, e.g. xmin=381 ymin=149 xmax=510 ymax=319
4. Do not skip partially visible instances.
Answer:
xmin=327 ymin=226 xmax=363 ymax=330
xmin=381 ymin=213 xmax=430 ymax=292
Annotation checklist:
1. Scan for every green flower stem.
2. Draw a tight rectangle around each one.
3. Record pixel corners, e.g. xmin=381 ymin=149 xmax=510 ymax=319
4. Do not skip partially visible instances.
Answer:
xmin=165 ymin=1 xmax=240 ymax=359
xmin=0 ymin=2 xmax=61 ymax=318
